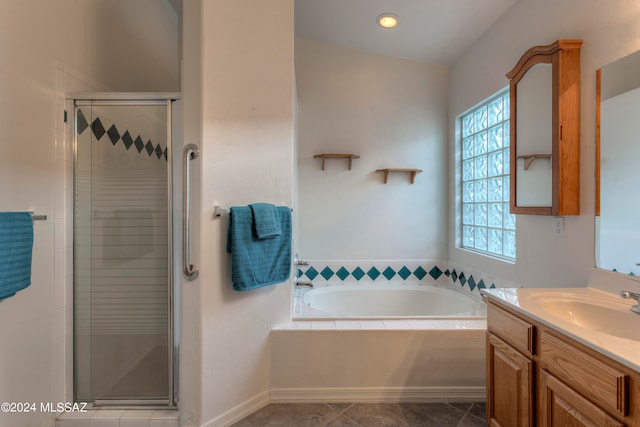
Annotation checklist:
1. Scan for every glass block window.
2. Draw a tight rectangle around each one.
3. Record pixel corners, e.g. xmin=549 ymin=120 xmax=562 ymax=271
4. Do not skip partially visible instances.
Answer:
xmin=460 ymin=89 xmax=516 ymax=260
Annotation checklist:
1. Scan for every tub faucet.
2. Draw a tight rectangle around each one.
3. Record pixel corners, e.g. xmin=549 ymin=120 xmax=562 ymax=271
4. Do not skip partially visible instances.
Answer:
xmin=295 ymin=281 xmax=313 ymax=288
xmin=620 ymin=290 xmax=640 ymax=314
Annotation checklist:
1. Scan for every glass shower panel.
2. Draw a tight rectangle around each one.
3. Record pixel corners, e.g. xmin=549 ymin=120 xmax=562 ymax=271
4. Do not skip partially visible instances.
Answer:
xmin=74 ymin=102 xmax=171 ymax=403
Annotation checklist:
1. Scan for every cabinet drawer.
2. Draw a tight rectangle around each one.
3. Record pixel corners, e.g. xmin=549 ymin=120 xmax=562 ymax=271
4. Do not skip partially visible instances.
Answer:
xmin=487 ymin=304 xmax=535 ymax=356
xmin=540 ymin=331 xmax=629 ymax=417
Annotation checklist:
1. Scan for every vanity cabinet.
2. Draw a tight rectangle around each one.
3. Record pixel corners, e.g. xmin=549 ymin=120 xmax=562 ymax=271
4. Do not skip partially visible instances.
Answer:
xmin=506 ymin=40 xmax=582 ymax=216
xmin=539 ymin=369 xmax=623 ymax=427
xmin=486 ymin=304 xmax=535 ymax=426
xmin=485 ymin=299 xmax=640 ymax=426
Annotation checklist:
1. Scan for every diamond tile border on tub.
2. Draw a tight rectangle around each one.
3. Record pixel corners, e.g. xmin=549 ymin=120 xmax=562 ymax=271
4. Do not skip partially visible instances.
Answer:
xmin=297 ymin=260 xmax=450 ymax=285
xmin=297 ymin=260 xmax=503 ymax=298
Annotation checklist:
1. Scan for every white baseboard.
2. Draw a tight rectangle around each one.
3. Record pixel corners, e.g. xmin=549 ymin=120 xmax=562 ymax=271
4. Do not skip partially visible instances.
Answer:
xmin=269 ymin=386 xmax=486 ymax=403
xmin=201 ymin=390 xmax=270 ymax=427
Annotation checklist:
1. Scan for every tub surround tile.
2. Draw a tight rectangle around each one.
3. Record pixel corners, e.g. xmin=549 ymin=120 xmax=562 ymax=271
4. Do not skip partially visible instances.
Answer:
xmin=406 ymin=319 xmax=438 ymax=329
xmin=297 ymin=260 xmax=451 ymax=285
xmin=335 ymin=320 xmax=361 ymax=330
xmin=275 ymin=319 xmax=487 ymax=331
xmin=311 ymin=321 xmax=337 ymax=330
xmin=297 ymin=260 xmax=500 ymax=300
xmin=358 ymin=320 xmax=386 ymax=330
xmin=382 ymin=320 xmax=412 ymax=330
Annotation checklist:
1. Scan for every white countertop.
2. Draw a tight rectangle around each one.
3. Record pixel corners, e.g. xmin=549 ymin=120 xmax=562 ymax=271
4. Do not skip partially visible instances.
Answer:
xmin=482 ymin=286 xmax=640 ymax=372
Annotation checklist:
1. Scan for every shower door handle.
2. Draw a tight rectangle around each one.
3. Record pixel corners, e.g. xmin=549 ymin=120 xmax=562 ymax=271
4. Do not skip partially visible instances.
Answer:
xmin=183 ymin=144 xmax=199 ymax=280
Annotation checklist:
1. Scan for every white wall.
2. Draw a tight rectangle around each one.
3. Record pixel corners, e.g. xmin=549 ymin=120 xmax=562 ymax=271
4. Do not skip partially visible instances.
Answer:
xmin=296 ymin=38 xmax=449 ymax=260
xmin=448 ymin=0 xmax=640 ymax=288
xmin=186 ymin=1 xmax=296 ymax=425
xmin=0 ymin=1 xmax=178 ymax=425
xmin=179 ymin=2 xmax=203 ymax=425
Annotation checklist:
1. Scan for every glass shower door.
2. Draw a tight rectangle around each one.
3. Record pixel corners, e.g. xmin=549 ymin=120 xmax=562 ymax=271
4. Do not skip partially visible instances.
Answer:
xmin=74 ymin=100 xmax=173 ymax=405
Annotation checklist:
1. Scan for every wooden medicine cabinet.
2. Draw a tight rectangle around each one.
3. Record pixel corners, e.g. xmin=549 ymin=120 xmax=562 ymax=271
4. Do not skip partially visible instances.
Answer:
xmin=506 ymin=40 xmax=582 ymax=216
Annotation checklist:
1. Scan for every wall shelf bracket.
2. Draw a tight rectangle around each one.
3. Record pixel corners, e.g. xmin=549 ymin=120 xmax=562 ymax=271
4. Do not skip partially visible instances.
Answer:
xmin=313 ymin=153 xmax=360 ymax=170
xmin=375 ymin=168 xmax=423 ymax=184
xmin=517 ymin=154 xmax=551 ymax=170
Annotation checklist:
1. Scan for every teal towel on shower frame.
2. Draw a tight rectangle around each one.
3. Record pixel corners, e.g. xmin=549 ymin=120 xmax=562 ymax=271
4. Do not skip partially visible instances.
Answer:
xmin=0 ymin=212 xmax=34 ymax=299
xmin=226 ymin=205 xmax=291 ymax=291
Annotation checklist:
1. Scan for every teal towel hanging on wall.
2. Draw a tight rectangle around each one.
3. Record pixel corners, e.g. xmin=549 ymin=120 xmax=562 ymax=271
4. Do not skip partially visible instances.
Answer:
xmin=0 ymin=212 xmax=34 ymax=299
xmin=226 ymin=205 xmax=291 ymax=291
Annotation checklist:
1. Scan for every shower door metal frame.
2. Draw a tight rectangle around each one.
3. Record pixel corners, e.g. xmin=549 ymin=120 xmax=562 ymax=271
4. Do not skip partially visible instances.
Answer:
xmin=72 ymin=93 xmax=180 ymax=407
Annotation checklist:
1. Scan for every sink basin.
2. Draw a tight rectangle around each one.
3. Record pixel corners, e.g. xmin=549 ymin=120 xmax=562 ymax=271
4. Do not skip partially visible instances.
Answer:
xmin=530 ymin=294 xmax=640 ymax=341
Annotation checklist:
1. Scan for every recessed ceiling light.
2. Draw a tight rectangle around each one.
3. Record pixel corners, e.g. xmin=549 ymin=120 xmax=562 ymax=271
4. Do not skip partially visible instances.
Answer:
xmin=377 ymin=13 xmax=399 ymax=29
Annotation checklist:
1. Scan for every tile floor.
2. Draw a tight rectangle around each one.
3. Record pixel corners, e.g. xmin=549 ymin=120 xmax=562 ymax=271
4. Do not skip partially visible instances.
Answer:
xmin=231 ymin=402 xmax=487 ymax=427
xmin=55 ymin=408 xmax=179 ymax=427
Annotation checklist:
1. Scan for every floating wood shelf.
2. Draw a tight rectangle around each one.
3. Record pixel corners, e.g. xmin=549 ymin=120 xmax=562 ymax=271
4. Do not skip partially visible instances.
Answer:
xmin=517 ymin=154 xmax=551 ymax=170
xmin=313 ymin=153 xmax=360 ymax=170
xmin=375 ymin=168 xmax=423 ymax=184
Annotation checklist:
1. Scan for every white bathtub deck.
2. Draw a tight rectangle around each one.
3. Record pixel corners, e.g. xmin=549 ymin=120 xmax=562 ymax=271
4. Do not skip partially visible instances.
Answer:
xmin=274 ymin=318 xmax=486 ymax=331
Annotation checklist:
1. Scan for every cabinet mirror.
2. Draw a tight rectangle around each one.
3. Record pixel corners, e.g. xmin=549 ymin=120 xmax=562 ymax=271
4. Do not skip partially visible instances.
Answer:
xmin=507 ymin=40 xmax=582 ymax=216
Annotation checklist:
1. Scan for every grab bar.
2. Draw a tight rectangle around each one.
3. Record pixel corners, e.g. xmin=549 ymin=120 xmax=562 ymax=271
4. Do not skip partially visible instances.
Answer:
xmin=183 ymin=144 xmax=199 ymax=281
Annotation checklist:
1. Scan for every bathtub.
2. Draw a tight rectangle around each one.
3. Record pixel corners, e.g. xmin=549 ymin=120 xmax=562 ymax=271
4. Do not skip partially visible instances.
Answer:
xmin=297 ymin=283 xmax=486 ymax=319
xmin=276 ymin=282 xmax=487 ymax=402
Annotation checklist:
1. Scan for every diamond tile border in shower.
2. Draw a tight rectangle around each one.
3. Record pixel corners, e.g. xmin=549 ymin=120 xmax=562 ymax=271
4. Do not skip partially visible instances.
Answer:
xmin=77 ymin=109 xmax=167 ymax=161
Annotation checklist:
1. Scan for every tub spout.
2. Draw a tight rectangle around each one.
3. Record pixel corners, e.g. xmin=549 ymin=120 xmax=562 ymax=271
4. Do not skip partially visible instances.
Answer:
xmin=296 ymin=281 xmax=313 ymax=288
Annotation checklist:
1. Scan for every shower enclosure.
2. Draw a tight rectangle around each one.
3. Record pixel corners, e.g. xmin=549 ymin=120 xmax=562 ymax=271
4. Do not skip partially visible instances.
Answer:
xmin=73 ymin=95 xmax=179 ymax=406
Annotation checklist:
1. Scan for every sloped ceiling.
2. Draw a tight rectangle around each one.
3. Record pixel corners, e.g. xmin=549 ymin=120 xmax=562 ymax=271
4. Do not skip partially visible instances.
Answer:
xmin=295 ymin=0 xmax=518 ymax=64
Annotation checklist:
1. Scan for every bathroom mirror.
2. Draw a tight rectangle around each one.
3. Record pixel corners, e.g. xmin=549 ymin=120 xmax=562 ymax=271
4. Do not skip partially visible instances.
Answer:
xmin=514 ymin=63 xmax=553 ymax=208
xmin=596 ymin=49 xmax=640 ymax=275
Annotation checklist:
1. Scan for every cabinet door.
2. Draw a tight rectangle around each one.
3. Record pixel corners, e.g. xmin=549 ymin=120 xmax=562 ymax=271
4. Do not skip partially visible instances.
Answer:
xmin=487 ymin=333 xmax=534 ymax=427
xmin=539 ymin=369 xmax=625 ymax=427
xmin=506 ymin=39 xmax=582 ymax=216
